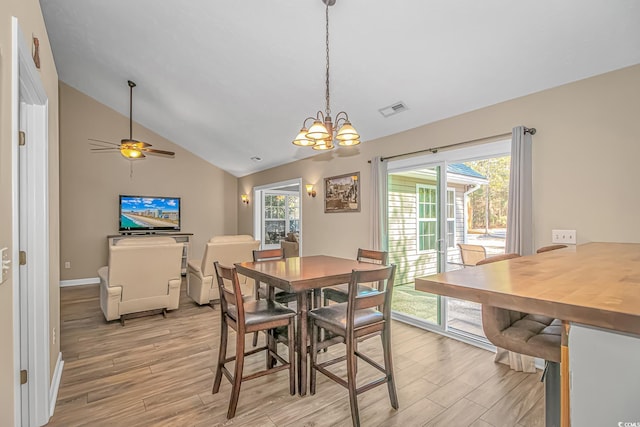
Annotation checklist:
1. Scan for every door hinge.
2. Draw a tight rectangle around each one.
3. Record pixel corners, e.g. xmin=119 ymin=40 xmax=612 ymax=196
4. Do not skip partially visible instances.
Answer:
xmin=19 ymin=251 xmax=27 ymax=266
xmin=20 ymin=370 xmax=28 ymax=385
xmin=19 ymin=131 xmax=26 ymax=146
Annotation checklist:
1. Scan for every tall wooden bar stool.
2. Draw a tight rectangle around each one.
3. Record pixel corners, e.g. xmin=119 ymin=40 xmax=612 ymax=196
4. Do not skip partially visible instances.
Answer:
xmin=251 ymin=248 xmax=298 ymax=347
xmin=253 ymin=248 xmax=297 ymax=305
xmin=212 ymin=262 xmax=296 ymax=419
xmin=323 ymin=248 xmax=388 ymax=305
xmin=309 ymin=265 xmax=398 ymax=427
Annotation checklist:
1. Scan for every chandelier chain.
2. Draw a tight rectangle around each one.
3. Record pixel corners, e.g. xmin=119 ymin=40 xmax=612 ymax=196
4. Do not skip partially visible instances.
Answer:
xmin=325 ymin=1 xmax=331 ymax=117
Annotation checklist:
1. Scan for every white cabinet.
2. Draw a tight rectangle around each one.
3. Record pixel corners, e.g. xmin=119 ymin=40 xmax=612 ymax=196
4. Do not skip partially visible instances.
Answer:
xmin=107 ymin=233 xmax=192 ymax=275
xmin=569 ymin=323 xmax=640 ymax=426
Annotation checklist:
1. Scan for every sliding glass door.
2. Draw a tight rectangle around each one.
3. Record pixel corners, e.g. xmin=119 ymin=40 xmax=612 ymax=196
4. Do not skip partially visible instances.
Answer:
xmin=387 ymin=141 xmax=510 ymax=345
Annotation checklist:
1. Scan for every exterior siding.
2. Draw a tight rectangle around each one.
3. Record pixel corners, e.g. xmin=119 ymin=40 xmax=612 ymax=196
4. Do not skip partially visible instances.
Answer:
xmin=388 ymin=174 xmax=466 ymax=286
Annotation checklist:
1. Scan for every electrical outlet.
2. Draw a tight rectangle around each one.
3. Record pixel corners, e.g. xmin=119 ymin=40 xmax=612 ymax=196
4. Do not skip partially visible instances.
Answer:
xmin=552 ymin=229 xmax=577 ymax=244
xmin=64 ymin=261 xmax=71 ymax=269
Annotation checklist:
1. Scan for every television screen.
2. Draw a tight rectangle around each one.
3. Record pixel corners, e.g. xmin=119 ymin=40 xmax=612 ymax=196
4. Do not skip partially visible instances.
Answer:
xmin=119 ymin=195 xmax=181 ymax=232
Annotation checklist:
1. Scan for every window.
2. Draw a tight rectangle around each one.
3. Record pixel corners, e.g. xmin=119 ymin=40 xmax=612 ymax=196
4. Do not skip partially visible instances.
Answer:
xmin=417 ymin=185 xmax=455 ymax=252
xmin=446 ymin=189 xmax=455 ymax=249
xmin=417 ymin=185 xmax=437 ymax=252
xmin=262 ymin=192 xmax=300 ymax=247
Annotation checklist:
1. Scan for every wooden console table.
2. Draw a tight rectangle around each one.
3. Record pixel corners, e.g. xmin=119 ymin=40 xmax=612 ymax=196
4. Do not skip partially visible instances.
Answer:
xmin=107 ymin=233 xmax=192 ymax=275
xmin=415 ymin=242 xmax=640 ymax=426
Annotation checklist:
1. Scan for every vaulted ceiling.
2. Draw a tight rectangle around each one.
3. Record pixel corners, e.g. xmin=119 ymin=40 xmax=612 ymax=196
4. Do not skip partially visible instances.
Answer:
xmin=41 ymin=0 xmax=640 ymax=176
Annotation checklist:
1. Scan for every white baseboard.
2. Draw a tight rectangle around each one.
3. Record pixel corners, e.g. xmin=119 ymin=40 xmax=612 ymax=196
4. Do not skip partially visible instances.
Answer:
xmin=59 ymin=277 xmax=100 ymax=287
xmin=49 ymin=352 xmax=64 ymax=418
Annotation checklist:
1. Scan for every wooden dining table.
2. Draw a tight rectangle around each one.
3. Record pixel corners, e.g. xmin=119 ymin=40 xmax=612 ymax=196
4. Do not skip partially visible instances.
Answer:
xmin=235 ymin=255 xmax=388 ymax=396
xmin=415 ymin=242 xmax=640 ymax=426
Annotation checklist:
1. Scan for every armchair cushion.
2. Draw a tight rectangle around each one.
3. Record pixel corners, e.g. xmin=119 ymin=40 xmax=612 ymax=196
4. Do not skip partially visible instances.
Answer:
xmin=187 ymin=235 xmax=260 ymax=305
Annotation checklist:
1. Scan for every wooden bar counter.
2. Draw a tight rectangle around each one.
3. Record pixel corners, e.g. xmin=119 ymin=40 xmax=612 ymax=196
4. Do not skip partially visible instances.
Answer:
xmin=415 ymin=242 xmax=640 ymax=426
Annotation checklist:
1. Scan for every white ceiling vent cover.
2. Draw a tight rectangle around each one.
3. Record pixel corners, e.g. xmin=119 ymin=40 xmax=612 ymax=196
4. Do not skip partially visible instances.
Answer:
xmin=379 ymin=101 xmax=408 ymax=117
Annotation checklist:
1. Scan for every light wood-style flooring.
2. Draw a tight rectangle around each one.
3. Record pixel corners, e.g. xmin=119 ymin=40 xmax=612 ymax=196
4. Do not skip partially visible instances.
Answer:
xmin=49 ymin=283 xmax=543 ymax=426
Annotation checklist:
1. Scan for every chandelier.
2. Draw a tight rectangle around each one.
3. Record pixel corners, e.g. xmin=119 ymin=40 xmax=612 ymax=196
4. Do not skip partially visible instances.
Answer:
xmin=292 ymin=0 xmax=360 ymax=150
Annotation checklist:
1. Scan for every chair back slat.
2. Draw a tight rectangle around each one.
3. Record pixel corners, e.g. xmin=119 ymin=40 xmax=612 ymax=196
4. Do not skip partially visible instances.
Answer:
xmin=253 ymin=248 xmax=285 ymax=262
xmin=357 ymin=248 xmax=388 ymax=265
xmin=354 ymin=291 xmax=385 ymax=310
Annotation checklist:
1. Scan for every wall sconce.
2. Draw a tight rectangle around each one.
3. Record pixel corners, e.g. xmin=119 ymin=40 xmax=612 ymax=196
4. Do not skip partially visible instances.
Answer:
xmin=305 ymin=184 xmax=316 ymax=198
xmin=241 ymin=194 xmax=249 ymax=205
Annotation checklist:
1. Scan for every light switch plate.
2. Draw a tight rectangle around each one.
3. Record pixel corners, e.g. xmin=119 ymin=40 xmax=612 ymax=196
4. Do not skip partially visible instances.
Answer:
xmin=1 ymin=247 xmax=10 ymax=284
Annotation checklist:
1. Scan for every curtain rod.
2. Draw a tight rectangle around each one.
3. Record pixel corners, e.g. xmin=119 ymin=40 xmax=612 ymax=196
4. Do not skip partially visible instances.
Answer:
xmin=368 ymin=127 xmax=536 ymax=163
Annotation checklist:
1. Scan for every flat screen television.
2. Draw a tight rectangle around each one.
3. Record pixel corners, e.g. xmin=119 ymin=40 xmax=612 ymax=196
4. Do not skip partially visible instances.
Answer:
xmin=119 ymin=195 xmax=181 ymax=232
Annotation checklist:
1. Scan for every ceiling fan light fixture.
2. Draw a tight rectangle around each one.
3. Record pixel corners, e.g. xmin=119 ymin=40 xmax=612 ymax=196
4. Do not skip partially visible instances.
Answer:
xmin=120 ymin=147 xmax=144 ymax=159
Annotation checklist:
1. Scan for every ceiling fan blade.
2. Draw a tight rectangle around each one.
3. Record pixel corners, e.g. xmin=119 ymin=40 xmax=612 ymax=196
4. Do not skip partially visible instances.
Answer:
xmin=90 ymin=147 xmax=119 ymax=151
xmin=88 ymin=138 xmax=120 ymax=146
xmin=141 ymin=148 xmax=175 ymax=157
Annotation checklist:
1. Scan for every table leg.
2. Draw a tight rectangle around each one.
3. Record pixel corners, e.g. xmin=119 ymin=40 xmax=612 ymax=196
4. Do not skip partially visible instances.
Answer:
xmin=561 ymin=321 xmax=570 ymax=427
xmin=297 ymin=291 xmax=308 ymax=396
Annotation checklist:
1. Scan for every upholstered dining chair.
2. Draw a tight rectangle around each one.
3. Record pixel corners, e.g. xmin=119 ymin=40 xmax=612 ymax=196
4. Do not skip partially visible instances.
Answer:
xmin=212 ymin=262 xmax=296 ymax=419
xmin=478 ymin=254 xmax=562 ymax=426
xmin=457 ymin=243 xmax=487 ymax=266
xmin=323 ymin=248 xmax=388 ymax=305
xmin=536 ymin=244 xmax=568 ymax=253
xmin=309 ymin=264 xmax=398 ymax=427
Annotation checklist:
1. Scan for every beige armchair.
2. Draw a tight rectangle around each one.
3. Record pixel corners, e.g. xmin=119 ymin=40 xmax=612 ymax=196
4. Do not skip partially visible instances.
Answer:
xmin=98 ymin=236 xmax=183 ymax=324
xmin=187 ymin=235 xmax=260 ymax=305
xmin=280 ymin=232 xmax=299 ymax=258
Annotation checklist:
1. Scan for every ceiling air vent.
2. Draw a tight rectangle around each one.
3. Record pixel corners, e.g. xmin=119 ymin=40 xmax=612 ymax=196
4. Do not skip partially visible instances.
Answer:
xmin=379 ymin=101 xmax=408 ymax=118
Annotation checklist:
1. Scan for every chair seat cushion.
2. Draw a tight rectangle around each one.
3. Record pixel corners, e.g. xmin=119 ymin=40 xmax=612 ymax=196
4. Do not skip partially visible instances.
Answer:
xmin=323 ymin=283 xmax=377 ymax=302
xmin=499 ymin=314 xmax=561 ymax=362
xmin=228 ymin=300 xmax=296 ymax=326
xmin=257 ymin=285 xmax=297 ymax=303
xmin=308 ymin=303 xmax=383 ymax=331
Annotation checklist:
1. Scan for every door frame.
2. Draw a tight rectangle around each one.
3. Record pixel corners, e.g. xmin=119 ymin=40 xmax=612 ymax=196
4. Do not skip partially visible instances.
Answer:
xmin=12 ymin=18 xmax=53 ymax=426
xmin=252 ymin=178 xmax=302 ymax=249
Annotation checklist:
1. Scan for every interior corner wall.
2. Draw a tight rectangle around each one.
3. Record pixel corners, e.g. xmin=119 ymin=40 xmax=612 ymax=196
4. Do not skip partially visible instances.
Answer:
xmin=238 ymin=64 xmax=640 ymax=257
xmin=59 ymin=82 xmax=238 ymax=281
xmin=0 ymin=0 xmax=60 ymax=425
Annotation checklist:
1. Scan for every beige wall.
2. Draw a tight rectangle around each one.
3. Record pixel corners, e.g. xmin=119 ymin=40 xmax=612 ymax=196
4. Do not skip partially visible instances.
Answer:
xmin=0 ymin=0 xmax=60 ymax=425
xmin=59 ymin=83 xmax=238 ymax=281
xmin=239 ymin=65 xmax=640 ymax=256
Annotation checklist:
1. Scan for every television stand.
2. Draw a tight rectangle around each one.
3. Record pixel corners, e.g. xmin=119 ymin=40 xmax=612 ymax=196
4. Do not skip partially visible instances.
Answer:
xmin=107 ymin=233 xmax=193 ymax=275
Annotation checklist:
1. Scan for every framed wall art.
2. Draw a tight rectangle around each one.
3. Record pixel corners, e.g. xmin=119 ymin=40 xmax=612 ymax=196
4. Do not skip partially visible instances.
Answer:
xmin=324 ymin=172 xmax=360 ymax=213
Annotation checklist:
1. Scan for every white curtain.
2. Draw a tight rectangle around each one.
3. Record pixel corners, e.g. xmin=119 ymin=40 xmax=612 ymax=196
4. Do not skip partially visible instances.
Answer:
xmin=505 ymin=126 xmax=534 ymax=256
xmin=502 ymin=126 xmax=536 ymax=372
xmin=369 ymin=157 xmax=388 ymax=251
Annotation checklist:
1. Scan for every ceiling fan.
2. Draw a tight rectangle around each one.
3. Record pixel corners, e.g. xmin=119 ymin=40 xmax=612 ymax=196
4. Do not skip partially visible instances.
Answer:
xmin=89 ymin=80 xmax=175 ymax=159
